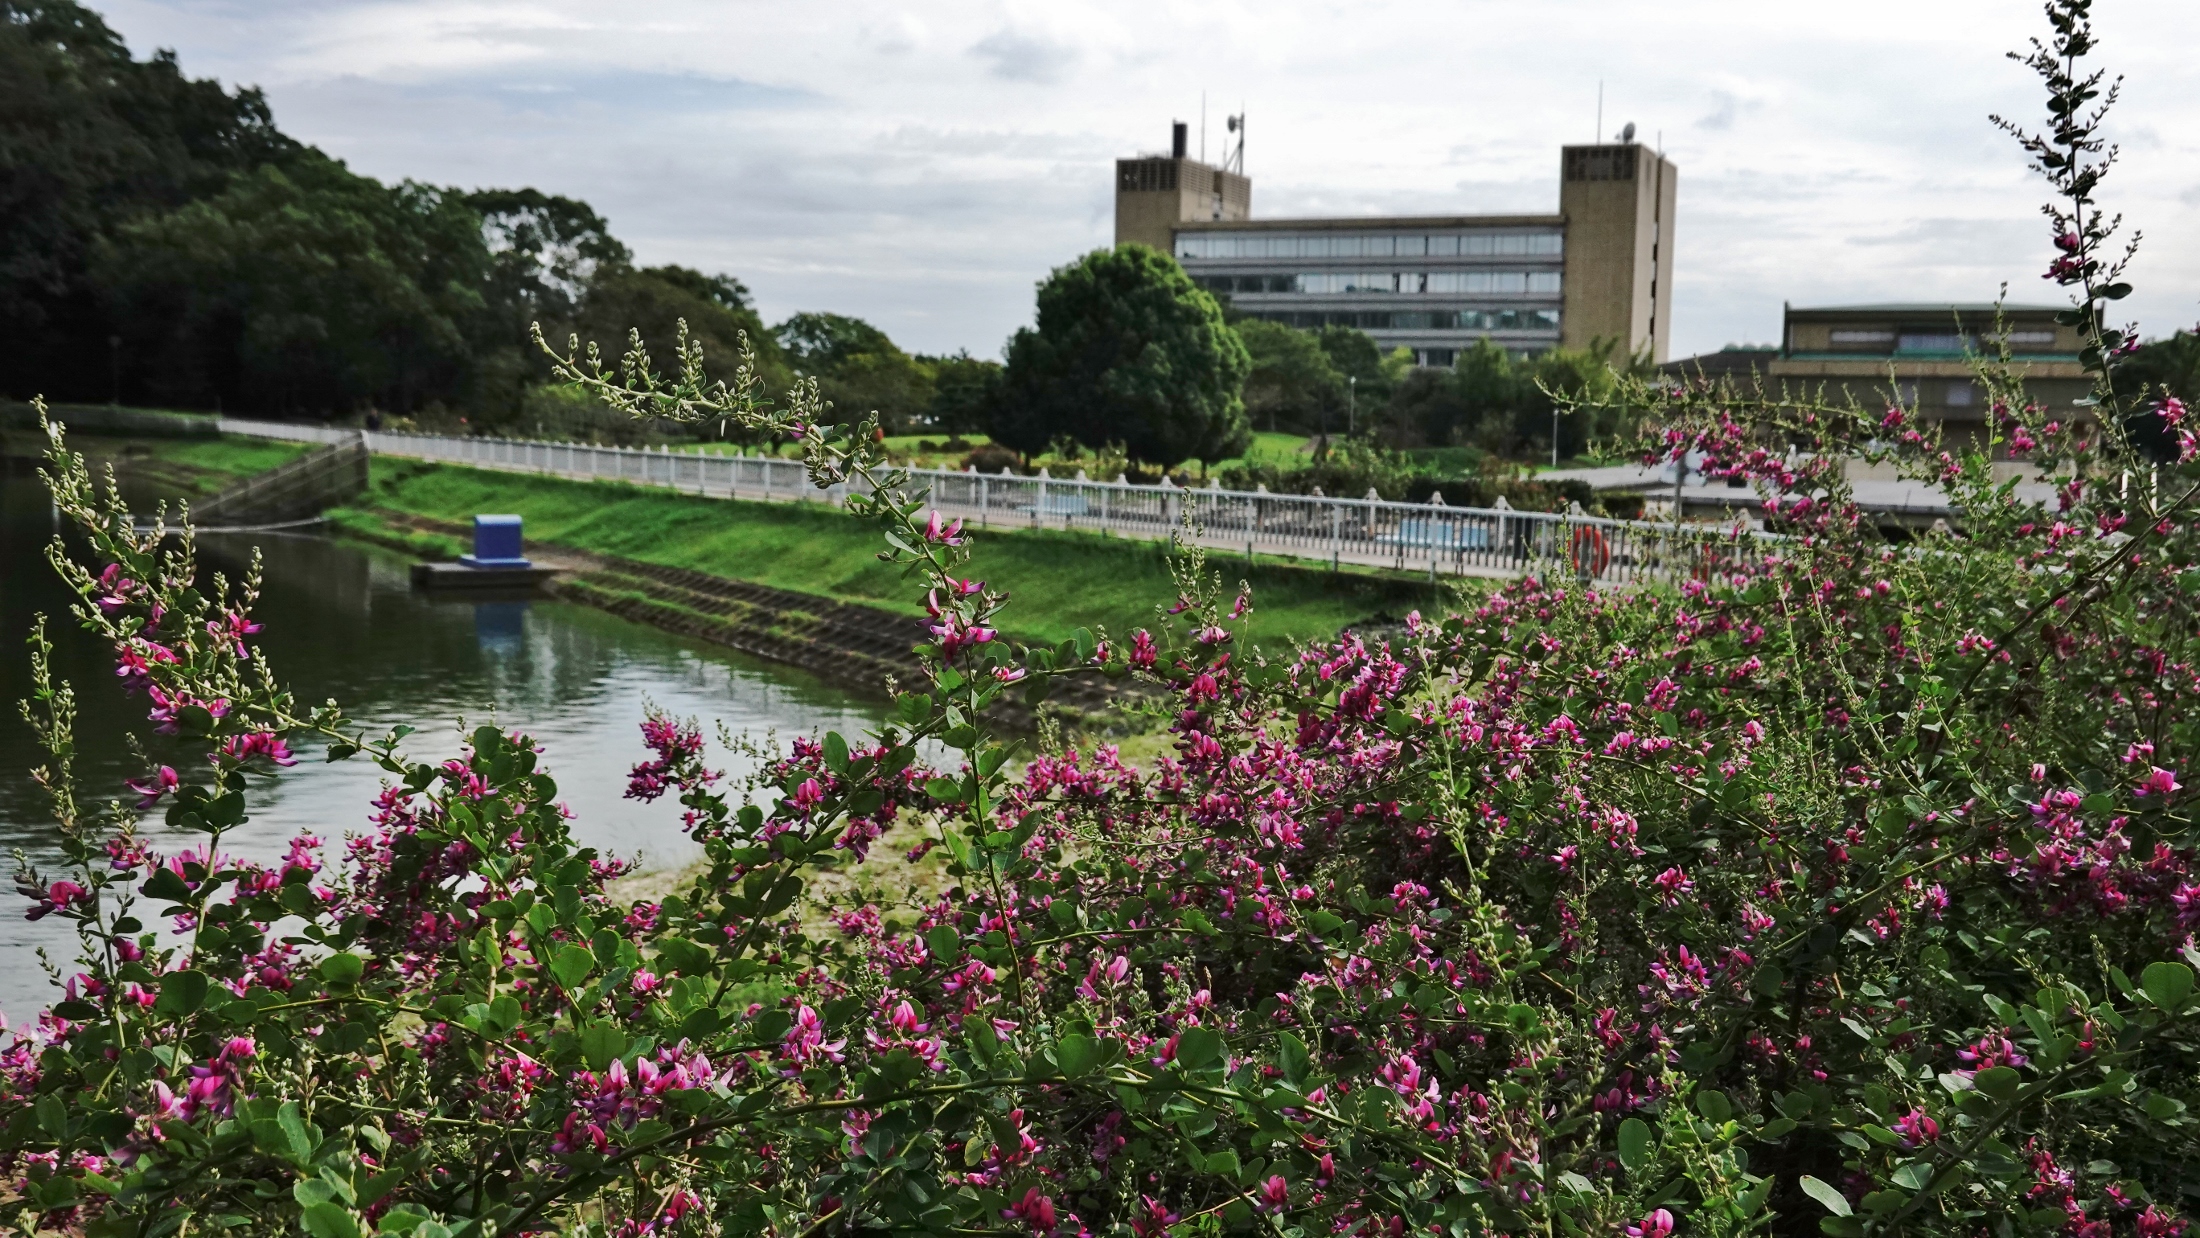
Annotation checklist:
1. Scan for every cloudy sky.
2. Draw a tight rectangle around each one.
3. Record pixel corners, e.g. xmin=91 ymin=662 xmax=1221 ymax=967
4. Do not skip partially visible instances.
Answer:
xmin=100 ymin=0 xmax=2200 ymax=360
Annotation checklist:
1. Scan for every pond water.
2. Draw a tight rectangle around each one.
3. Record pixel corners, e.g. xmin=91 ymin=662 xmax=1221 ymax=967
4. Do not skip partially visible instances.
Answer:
xmin=0 ymin=461 xmax=888 ymax=1020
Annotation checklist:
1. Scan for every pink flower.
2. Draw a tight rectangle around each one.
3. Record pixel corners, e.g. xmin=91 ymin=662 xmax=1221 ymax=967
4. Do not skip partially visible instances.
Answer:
xmin=922 ymin=511 xmax=967 ymax=545
xmin=217 ymin=731 xmax=296 ymax=768
xmin=781 ymin=1003 xmax=846 ymax=1067
xmin=2137 ymin=767 xmax=2181 ymax=799
xmin=1651 ymin=867 xmax=1694 ymax=906
xmin=1130 ymin=630 xmax=1157 ymax=669
xmin=1895 ymin=1108 xmax=1939 ymax=1146
xmin=1260 ymin=1175 xmax=1288 ymax=1212
xmin=207 ymin=611 xmax=263 ymax=658
xmin=1002 ymin=1188 xmax=1056 ymax=1233
xmin=1626 ymin=1209 xmax=1675 ymax=1238
xmin=125 ymin=766 xmax=179 ymax=808
xmin=23 ymin=880 xmax=90 ymax=922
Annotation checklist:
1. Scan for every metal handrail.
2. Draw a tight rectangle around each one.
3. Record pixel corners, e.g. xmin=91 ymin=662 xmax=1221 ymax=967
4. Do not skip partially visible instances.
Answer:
xmin=216 ymin=419 xmax=1773 ymax=587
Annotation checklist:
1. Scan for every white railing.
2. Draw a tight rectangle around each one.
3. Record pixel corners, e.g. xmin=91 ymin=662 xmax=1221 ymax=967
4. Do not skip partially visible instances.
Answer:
xmin=217 ymin=418 xmax=1771 ymax=586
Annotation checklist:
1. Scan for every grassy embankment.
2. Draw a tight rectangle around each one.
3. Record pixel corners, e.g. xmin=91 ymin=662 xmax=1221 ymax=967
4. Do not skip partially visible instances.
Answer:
xmin=0 ymin=428 xmax=309 ymax=499
xmin=333 ymin=457 xmax=1468 ymax=650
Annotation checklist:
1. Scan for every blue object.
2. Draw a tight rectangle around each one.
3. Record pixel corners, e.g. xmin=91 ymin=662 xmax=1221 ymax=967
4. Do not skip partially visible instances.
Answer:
xmin=460 ymin=514 xmax=533 ymax=569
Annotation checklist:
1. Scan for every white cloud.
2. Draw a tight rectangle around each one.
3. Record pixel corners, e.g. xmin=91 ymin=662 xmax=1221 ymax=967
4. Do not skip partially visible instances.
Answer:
xmin=968 ymin=28 xmax=1077 ymax=84
xmin=96 ymin=0 xmax=2200 ymax=357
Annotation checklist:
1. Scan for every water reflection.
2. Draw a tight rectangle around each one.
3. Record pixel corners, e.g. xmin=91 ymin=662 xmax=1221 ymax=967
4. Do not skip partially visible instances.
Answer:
xmin=0 ymin=465 xmax=889 ymax=1019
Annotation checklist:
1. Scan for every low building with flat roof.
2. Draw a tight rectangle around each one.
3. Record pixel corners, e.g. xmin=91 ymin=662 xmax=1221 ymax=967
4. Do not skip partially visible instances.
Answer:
xmin=1115 ymin=126 xmax=1676 ymax=365
xmin=1770 ymin=303 xmax=2088 ymax=445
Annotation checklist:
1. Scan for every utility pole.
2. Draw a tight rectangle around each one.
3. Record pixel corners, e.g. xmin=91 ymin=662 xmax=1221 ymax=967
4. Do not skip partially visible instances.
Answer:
xmin=1551 ymin=408 xmax=1560 ymax=470
xmin=1348 ymin=376 xmax=1357 ymax=438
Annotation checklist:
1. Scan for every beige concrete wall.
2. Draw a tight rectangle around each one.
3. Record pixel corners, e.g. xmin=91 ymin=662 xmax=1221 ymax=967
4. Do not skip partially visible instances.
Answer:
xmin=1115 ymin=158 xmax=1250 ymax=253
xmin=1116 ymin=192 xmax=1186 ymax=251
xmin=1558 ymin=144 xmax=1676 ymax=362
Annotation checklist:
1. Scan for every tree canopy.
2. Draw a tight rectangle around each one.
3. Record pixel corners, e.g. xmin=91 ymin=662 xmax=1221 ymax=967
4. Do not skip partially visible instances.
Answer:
xmin=993 ymin=245 xmax=1251 ymax=468
xmin=1234 ymin=318 xmax=1344 ymax=435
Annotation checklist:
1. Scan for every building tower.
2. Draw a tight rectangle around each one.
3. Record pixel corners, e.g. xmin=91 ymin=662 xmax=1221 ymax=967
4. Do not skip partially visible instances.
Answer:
xmin=1558 ymin=142 xmax=1677 ymax=363
xmin=1114 ymin=121 xmax=1252 ymax=252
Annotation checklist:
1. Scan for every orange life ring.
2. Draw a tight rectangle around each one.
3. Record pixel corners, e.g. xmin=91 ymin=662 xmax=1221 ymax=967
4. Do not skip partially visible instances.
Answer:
xmin=1569 ymin=525 xmax=1610 ymax=577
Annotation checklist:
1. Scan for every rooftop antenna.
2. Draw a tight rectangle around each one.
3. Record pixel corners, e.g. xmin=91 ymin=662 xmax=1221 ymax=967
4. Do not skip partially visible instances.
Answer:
xmin=1596 ymin=81 xmax=1603 ymax=143
xmin=1223 ymin=109 xmax=1245 ymax=176
xmin=1201 ymin=91 xmax=1207 ymax=163
xmin=1620 ymin=120 xmax=1636 ymax=144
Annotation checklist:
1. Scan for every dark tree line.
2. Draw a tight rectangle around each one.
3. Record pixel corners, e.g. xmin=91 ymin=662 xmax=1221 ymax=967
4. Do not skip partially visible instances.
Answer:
xmin=0 ymin=0 xmax=806 ymax=425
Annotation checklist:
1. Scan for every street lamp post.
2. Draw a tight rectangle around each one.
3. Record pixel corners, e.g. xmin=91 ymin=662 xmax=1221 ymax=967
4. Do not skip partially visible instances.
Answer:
xmin=1348 ymin=376 xmax=1357 ymax=438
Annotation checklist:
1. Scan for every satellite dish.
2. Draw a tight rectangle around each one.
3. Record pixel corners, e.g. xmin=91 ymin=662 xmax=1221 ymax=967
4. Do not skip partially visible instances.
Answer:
xmin=1620 ymin=121 xmax=1636 ymax=144
xmin=1227 ymin=115 xmax=1241 ymax=132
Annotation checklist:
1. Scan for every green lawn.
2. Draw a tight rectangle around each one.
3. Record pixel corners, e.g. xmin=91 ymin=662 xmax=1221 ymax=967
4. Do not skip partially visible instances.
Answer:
xmin=345 ymin=459 xmax=1461 ymax=650
xmin=3 ymin=430 xmax=310 ymax=499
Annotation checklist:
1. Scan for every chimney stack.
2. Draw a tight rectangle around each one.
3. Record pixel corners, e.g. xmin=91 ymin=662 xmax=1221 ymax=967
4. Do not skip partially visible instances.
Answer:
xmin=1171 ymin=121 xmax=1188 ymax=160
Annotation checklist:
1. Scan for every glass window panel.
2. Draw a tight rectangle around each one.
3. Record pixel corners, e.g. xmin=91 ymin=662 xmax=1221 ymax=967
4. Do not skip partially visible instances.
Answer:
xmin=1497 ymin=234 xmax=1528 ymax=255
xmin=1396 ymin=235 xmax=1426 ymax=257
xmin=1463 ymin=234 xmax=1494 ymax=256
xmin=1897 ymin=333 xmax=1967 ymax=353
xmin=1531 ymin=233 xmax=1564 ymax=255
xmin=1528 ymin=272 xmax=1562 ymax=294
xmin=1429 ymin=235 xmax=1460 ymax=256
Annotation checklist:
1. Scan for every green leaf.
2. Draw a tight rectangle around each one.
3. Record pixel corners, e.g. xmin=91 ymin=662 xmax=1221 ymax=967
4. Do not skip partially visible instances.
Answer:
xmin=2142 ymin=961 xmax=2194 ymax=1010
xmin=550 ymin=945 xmax=595 ymax=992
xmin=1694 ymin=1089 xmax=1731 ymax=1122
xmin=1055 ymin=1033 xmax=1103 ymax=1077
xmin=580 ymin=1021 xmax=628 ymax=1071
xmin=896 ymin=693 xmax=933 ymax=725
xmin=278 ymin=1101 xmax=316 ymax=1166
xmin=924 ymin=925 xmax=961 ymax=963
xmin=1799 ymin=1175 xmax=1852 ymax=1217
xmin=140 ymin=867 xmax=191 ymax=903
xmin=155 ymin=970 xmax=210 ymax=1015
xmin=1278 ymin=1032 xmax=1310 ymax=1087
xmin=1173 ymin=1026 xmax=1224 ymax=1071
xmin=300 ymin=1203 xmax=363 ymax=1238
xmin=823 ymin=732 xmax=849 ymax=773
xmin=925 ymin=777 xmax=967 ymax=803
xmin=319 ymin=953 xmax=366 ymax=986
xmin=1616 ymin=1117 xmax=1652 ymax=1173
xmin=1973 ymin=1066 xmax=2022 ymax=1102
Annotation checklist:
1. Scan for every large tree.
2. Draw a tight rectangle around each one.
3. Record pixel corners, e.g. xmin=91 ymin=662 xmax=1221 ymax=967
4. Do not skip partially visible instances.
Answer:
xmin=922 ymin=350 xmax=1000 ymax=436
xmin=1234 ymin=318 xmax=1343 ymax=435
xmin=96 ymin=153 xmax=492 ymax=416
xmin=775 ymin=312 xmax=933 ymax=431
xmin=0 ymin=0 xmax=299 ymax=403
xmin=993 ymin=244 xmax=1250 ymax=468
xmin=572 ymin=265 xmax=789 ymax=404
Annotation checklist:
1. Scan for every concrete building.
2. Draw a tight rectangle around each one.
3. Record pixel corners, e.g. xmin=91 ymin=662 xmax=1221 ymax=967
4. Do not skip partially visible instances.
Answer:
xmin=1769 ymin=304 xmax=2089 ymax=445
xmin=1115 ymin=127 xmax=1677 ymax=365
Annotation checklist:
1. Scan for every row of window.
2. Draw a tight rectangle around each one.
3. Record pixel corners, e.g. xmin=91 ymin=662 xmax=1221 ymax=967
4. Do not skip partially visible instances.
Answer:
xmin=1820 ymin=328 xmax=2061 ymax=353
xmin=1176 ymin=230 xmax=1564 ymax=261
xmin=1242 ymin=308 xmax=1562 ymax=333
xmin=1195 ymin=271 xmax=1563 ymax=297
